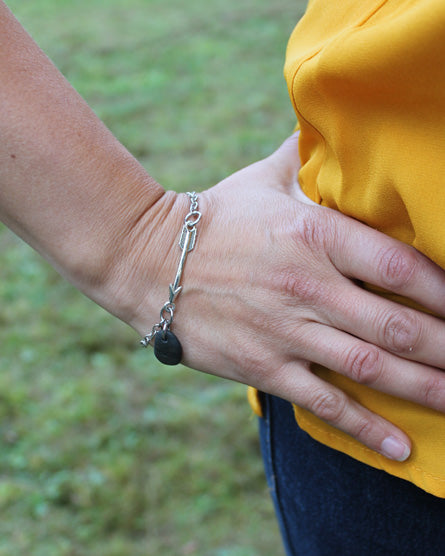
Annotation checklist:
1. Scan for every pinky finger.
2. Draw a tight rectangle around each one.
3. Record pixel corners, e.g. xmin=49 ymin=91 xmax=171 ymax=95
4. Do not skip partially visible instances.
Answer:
xmin=273 ymin=362 xmax=411 ymax=462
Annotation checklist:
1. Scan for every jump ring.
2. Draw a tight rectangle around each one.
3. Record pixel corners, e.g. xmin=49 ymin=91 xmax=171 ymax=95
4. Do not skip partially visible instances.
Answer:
xmin=184 ymin=210 xmax=202 ymax=228
xmin=160 ymin=302 xmax=175 ymax=323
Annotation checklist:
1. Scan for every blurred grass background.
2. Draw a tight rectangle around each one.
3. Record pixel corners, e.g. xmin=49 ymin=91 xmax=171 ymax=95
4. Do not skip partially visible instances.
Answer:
xmin=0 ymin=0 xmax=307 ymax=554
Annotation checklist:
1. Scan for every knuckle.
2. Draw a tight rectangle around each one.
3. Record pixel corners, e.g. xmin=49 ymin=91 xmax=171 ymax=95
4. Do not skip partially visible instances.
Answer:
xmin=310 ymin=389 xmax=347 ymax=425
xmin=270 ymin=265 xmax=324 ymax=306
xmin=352 ymin=418 xmax=375 ymax=444
xmin=278 ymin=271 xmax=322 ymax=304
xmin=381 ymin=310 xmax=422 ymax=353
xmin=343 ymin=344 xmax=382 ymax=385
xmin=231 ymin=346 xmax=272 ymax=384
xmin=295 ymin=213 xmax=327 ymax=249
xmin=418 ymin=376 xmax=443 ymax=408
xmin=377 ymin=246 xmax=418 ymax=290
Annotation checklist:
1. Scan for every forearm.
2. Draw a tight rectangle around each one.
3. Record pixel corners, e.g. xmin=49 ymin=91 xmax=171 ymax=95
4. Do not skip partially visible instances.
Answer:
xmin=0 ymin=1 xmax=179 ymax=321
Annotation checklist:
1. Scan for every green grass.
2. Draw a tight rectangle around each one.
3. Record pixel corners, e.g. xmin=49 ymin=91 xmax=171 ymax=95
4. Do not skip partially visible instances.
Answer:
xmin=1 ymin=0 xmax=307 ymax=554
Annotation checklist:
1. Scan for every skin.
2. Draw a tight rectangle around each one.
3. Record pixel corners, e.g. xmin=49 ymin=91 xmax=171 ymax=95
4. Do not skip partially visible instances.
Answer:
xmin=2 ymin=1 xmax=445 ymax=462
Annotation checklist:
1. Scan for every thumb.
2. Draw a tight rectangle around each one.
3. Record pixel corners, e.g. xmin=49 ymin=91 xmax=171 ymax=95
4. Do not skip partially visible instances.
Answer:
xmin=268 ymin=131 xmax=320 ymax=206
xmin=266 ymin=131 xmax=301 ymax=187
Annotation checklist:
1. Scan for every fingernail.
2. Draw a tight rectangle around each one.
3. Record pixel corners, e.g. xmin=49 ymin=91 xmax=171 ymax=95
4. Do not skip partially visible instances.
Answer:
xmin=381 ymin=436 xmax=411 ymax=462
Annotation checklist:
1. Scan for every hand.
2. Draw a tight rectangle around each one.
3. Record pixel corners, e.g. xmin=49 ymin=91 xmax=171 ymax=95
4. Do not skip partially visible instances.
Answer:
xmin=128 ymin=134 xmax=445 ymax=462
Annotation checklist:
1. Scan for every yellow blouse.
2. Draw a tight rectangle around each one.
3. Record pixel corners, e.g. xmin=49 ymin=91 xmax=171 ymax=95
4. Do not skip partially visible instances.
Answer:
xmin=250 ymin=0 xmax=445 ymax=497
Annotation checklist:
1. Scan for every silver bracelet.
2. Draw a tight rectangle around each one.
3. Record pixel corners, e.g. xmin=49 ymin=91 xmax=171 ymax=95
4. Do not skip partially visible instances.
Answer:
xmin=140 ymin=192 xmax=201 ymax=365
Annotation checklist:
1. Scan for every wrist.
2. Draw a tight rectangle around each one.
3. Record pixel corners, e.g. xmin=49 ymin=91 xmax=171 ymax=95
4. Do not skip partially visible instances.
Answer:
xmin=97 ymin=189 xmax=193 ymax=335
xmin=44 ymin=155 xmax=165 ymax=307
xmin=139 ymin=192 xmax=202 ymax=364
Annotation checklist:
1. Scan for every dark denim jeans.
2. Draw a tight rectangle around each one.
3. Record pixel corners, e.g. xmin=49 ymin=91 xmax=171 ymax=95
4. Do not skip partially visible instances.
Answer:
xmin=259 ymin=393 xmax=445 ymax=556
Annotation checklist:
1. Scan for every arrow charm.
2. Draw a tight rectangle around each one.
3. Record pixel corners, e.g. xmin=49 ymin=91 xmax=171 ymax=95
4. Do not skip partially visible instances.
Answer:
xmin=169 ymin=225 xmax=197 ymax=297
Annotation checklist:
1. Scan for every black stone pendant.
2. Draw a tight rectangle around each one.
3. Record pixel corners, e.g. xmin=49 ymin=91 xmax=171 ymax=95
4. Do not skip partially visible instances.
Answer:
xmin=154 ymin=330 xmax=183 ymax=365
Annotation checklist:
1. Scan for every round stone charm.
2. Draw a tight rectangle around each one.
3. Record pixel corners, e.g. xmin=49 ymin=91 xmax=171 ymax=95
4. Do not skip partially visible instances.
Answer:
xmin=154 ymin=330 xmax=183 ymax=365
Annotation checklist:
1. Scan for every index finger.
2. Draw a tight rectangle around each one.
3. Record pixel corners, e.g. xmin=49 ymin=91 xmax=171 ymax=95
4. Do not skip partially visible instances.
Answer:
xmin=328 ymin=212 xmax=445 ymax=318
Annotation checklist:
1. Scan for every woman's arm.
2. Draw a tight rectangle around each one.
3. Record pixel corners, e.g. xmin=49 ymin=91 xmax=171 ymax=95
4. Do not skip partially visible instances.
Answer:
xmin=3 ymin=1 xmax=445 ymax=462
xmin=0 ymin=1 xmax=181 ymax=320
